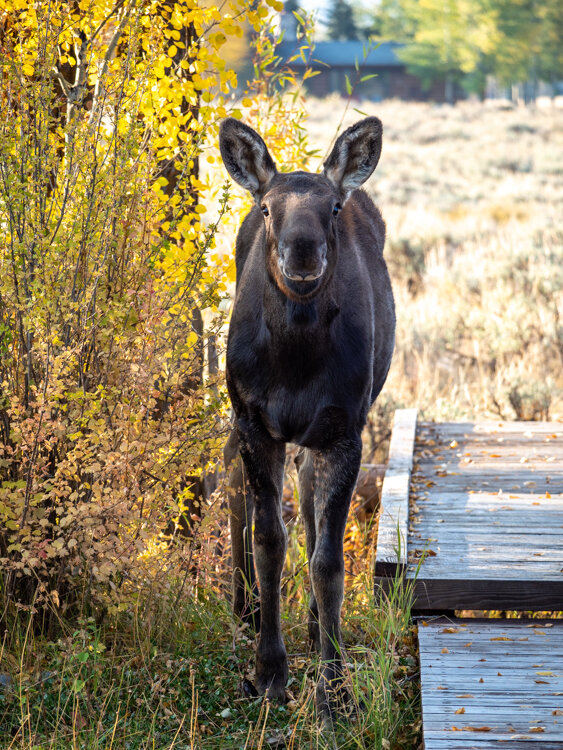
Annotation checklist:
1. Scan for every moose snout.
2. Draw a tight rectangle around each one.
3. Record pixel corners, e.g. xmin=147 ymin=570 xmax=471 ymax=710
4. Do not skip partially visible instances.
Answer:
xmin=278 ymin=239 xmax=328 ymax=283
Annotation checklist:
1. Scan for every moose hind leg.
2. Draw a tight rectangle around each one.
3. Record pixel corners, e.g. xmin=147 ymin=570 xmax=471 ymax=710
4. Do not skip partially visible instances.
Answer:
xmin=295 ymin=447 xmax=320 ymax=650
xmin=238 ymin=424 xmax=288 ymax=702
xmin=310 ymin=437 xmax=362 ymax=719
xmin=228 ymin=455 xmax=260 ymax=631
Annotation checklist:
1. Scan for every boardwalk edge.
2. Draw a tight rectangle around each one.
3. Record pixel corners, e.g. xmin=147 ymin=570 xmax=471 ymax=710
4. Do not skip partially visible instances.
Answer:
xmin=374 ymin=407 xmax=417 ymax=577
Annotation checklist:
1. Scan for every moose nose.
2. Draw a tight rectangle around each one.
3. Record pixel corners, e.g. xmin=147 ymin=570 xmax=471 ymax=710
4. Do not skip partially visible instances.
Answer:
xmin=280 ymin=263 xmax=326 ymax=282
xmin=278 ymin=240 xmax=327 ymax=283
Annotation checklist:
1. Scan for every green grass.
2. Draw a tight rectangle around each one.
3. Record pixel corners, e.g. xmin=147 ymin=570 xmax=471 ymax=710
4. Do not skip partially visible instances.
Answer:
xmin=0 ymin=559 xmax=419 ymax=749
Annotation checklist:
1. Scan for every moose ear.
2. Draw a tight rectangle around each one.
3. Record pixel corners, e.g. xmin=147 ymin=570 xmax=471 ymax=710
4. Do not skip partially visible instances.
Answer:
xmin=219 ymin=118 xmax=277 ymax=200
xmin=323 ymin=117 xmax=382 ymax=197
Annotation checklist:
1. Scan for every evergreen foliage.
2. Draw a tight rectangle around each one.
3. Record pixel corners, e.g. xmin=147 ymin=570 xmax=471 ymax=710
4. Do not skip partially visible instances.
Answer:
xmin=325 ymin=0 xmax=360 ymax=41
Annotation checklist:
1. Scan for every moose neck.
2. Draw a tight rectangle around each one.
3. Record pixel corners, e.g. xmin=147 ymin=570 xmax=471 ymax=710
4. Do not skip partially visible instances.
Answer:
xmin=263 ymin=270 xmax=340 ymax=345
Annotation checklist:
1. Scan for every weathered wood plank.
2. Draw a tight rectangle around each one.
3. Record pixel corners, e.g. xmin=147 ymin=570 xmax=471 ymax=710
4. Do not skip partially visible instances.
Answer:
xmin=411 ymin=490 xmax=563 ymax=504
xmin=403 ymin=418 xmax=563 ymax=611
xmin=374 ymin=408 xmax=417 ymax=576
xmin=410 ymin=565 xmax=563 ymax=579
xmin=408 ymin=535 xmax=563 ymax=548
xmin=419 ymin=618 xmax=563 ymax=750
xmin=418 ymin=421 xmax=563 ymax=436
xmin=375 ymin=576 xmax=563 ymax=610
xmin=423 ymin=742 xmax=563 ymax=749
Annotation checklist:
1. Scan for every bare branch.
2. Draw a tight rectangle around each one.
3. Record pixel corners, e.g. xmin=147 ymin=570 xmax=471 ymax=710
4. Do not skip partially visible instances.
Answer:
xmin=51 ymin=66 xmax=70 ymax=98
xmin=90 ymin=0 xmax=136 ymax=120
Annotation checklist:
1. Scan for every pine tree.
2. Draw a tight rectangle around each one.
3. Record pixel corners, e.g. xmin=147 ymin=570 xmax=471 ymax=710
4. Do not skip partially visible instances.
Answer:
xmin=325 ymin=0 xmax=360 ymax=41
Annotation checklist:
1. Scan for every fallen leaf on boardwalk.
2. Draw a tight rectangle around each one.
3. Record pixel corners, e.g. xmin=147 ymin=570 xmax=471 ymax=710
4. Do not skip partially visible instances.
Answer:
xmin=553 ymin=710 xmax=563 ymax=716
xmin=479 ymin=678 xmax=484 ymax=683
xmin=535 ymin=680 xmax=550 ymax=684
xmin=449 ymin=440 xmax=458 ymax=448
xmin=456 ymin=694 xmax=474 ymax=698
xmin=528 ymin=727 xmax=545 ymax=733
xmin=454 ymin=707 xmax=465 ymax=714
xmin=536 ymin=671 xmax=555 ymax=676
xmin=436 ymin=685 xmax=447 ymax=690
xmin=441 ymin=647 xmax=449 ymax=654
xmin=543 ymin=623 xmax=554 ymax=628
xmin=442 ymin=627 xmax=460 ymax=633
xmin=490 ymin=636 xmax=513 ymax=641
xmin=464 ymin=726 xmax=492 ymax=732
xmin=463 ymin=642 xmax=473 ymax=647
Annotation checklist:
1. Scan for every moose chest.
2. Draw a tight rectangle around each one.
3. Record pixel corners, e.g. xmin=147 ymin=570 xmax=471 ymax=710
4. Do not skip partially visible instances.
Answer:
xmin=227 ymin=311 xmax=373 ymax=449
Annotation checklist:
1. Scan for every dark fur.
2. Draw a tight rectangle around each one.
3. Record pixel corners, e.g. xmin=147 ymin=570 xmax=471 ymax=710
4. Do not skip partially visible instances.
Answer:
xmin=220 ymin=117 xmax=395 ymax=717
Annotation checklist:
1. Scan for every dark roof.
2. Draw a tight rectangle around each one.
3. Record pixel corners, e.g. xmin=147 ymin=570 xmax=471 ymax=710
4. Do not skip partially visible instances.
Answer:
xmin=277 ymin=40 xmax=403 ymax=68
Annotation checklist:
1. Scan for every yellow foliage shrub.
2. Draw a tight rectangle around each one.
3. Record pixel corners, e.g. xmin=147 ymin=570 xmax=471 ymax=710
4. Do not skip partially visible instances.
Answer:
xmin=0 ymin=0 xmax=309 ymax=617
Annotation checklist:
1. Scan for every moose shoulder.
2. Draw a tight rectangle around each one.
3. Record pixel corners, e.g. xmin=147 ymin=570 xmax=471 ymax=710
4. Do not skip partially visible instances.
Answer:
xmin=220 ymin=117 xmax=395 ymax=718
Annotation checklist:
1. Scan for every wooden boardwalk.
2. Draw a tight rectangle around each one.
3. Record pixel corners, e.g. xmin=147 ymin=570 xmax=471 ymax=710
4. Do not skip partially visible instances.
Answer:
xmin=375 ymin=412 xmax=563 ymax=610
xmin=374 ymin=410 xmax=563 ymax=748
xmin=419 ymin=618 xmax=563 ymax=748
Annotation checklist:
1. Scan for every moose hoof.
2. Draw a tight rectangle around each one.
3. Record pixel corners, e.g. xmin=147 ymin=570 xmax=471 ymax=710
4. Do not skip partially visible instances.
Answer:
xmin=239 ymin=678 xmax=259 ymax=698
xmin=256 ymin=646 xmax=288 ymax=703
xmin=256 ymin=673 xmax=288 ymax=703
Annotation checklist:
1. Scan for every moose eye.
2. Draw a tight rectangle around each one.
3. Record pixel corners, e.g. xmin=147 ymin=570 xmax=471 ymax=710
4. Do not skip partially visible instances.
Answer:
xmin=332 ymin=203 xmax=341 ymax=217
xmin=261 ymin=205 xmax=269 ymax=217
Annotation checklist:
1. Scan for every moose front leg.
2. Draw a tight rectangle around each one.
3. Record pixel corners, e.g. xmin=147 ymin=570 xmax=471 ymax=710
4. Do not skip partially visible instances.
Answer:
xmin=310 ymin=436 xmax=362 ymax=719
xmin=295 ymin=447 xmax=320 ymax=651
xmin=237 ymin=422 xmax=288 ymax=702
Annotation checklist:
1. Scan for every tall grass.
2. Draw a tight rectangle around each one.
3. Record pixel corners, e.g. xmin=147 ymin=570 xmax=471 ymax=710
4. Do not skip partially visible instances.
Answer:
xmin=1 ymin=528 xmax=419 ymax=749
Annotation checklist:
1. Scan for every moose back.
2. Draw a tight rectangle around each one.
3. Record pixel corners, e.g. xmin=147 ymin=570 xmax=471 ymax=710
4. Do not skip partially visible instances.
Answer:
xmin=220 ymin=117 xmax=395 ymax=718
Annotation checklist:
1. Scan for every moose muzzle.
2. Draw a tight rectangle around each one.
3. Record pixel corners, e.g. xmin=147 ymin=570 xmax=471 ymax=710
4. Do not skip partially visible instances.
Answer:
xmin=277 ymin=238 xmax=328 ymax=283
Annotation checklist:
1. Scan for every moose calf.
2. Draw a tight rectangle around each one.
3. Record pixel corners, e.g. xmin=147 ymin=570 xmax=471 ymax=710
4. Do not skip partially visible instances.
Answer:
xmin=220 ymin=116 xmax=395 ymax=718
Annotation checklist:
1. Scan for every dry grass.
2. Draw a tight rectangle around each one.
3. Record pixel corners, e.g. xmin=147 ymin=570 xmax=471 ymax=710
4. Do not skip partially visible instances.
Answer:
xmin=305 ymin=97 xmax=563 ymax=428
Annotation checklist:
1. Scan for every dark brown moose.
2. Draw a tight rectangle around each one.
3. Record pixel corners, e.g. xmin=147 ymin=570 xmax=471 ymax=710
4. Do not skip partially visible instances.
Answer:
xmin=219 ymin=117 xmax=395 ymax=718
